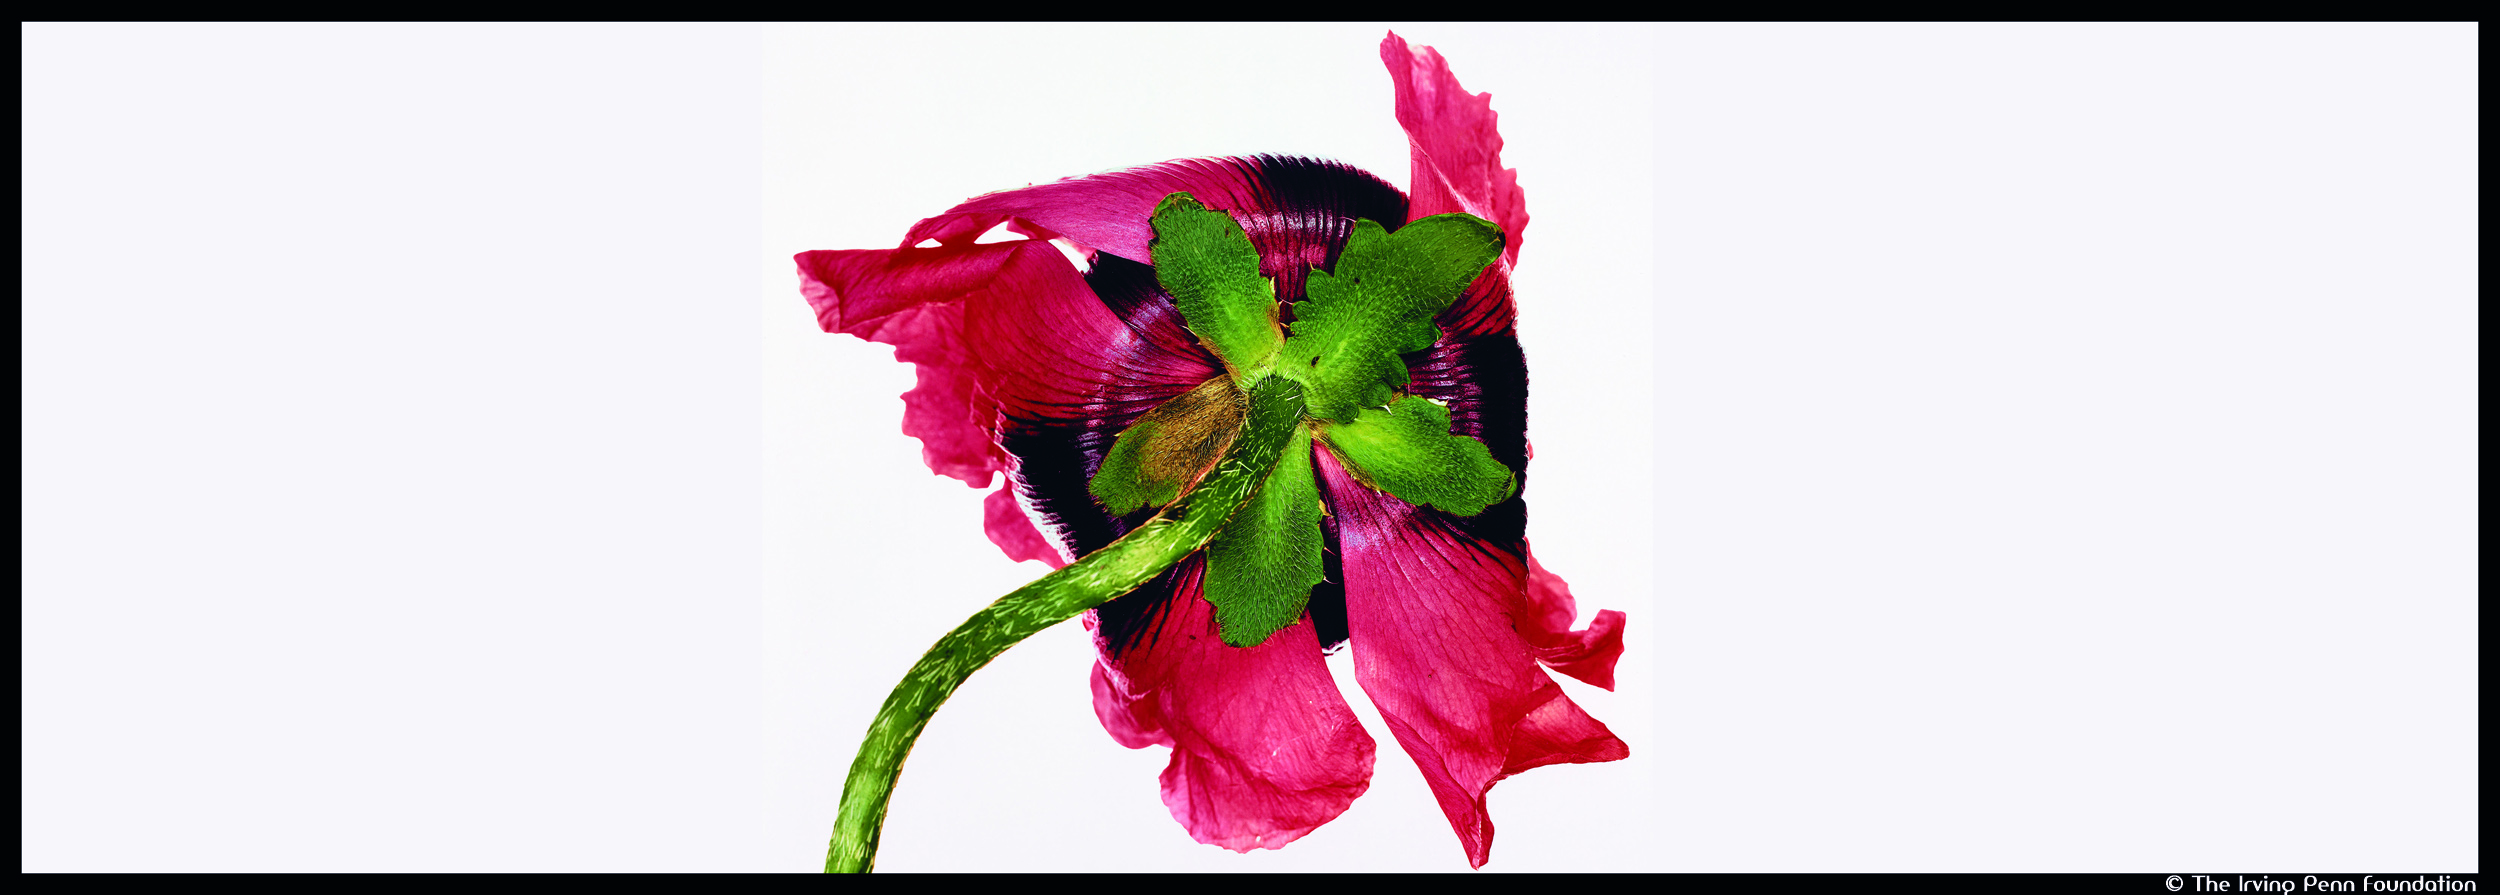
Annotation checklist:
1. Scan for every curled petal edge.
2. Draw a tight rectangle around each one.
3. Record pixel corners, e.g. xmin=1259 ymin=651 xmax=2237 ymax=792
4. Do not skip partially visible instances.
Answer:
xmin=985 ymin=483 xmax=1067 ymax=568
xmin=1316 ymin=449 xmax=1626 ymax=868
xmin=1085 ymin=562 xmax=1377 ymax=853
xmin=1381 ymin=31 xmax=1529 ymax=271
xmin=796 ymin=245 xmax=1013 ymax=488
xmin=801 ymin=239 xmax=1188 ymax=566
xmin=906 ymin=158 xmax=1276 ymax=267
xmin=1520 ymin=546 xmax=1626 ymax=691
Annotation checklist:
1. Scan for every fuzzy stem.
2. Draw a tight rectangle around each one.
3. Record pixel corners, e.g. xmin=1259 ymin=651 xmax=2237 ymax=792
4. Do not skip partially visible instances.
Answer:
xmin=824 ymin=377 xmax=1305 ymax=873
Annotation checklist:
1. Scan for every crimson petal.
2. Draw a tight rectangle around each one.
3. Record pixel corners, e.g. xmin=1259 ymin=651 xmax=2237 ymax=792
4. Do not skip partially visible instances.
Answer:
xmin=796 ymin=239 xmax=1211 ymax=563
xmin=1086 ymin=557 xmax=1376 ymax=852
xmin=907 ymin=156 xmax=1406 ymax=300
xmin=1522 ymin=546 xmax=1626 ymax=691
xmin=959 ymin=246 xmax=1215 ymax=426
xmin=796 ymin=243 xmax=1013 ymax=488
xmin=984 ymin=483 xmax=1066 ymax=568
xmin=1382 ymin=32 xmax=1528 ymax=265
xmin=1382 ymin=32 xmax=1529 ymax=340
xmin=1315 ymin=448 xmax=1627 ymax=869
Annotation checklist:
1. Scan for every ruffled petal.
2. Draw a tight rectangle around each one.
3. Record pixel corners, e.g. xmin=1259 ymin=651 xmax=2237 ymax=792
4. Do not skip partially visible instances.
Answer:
xmin=907 ymin=158 xmax=1268 ymax=267
xmin=1520 ymin=546 xmax=1625 ymax=690
xmin=1315 ymin=448 xmax=1627 ymax=869
xmin=908 ymin=156 xmax=1407 ymax=305
xmin=1085 ymin=558 xmax=1376 ymax=852
xmin=1381 ymin=33 xmax=1528 ymax=339
xmin=984 ymin=482 xmax=1066 ymax=568
xmin=1088 ymin=649 xmax=1166 ymax=750
xmin=799 ymin=239 xmax=1207 ymax=564
xmin=1381 ymin=32 xmax=1528 ymax=268
xmin=957 ymin=244 xmax=1212 ymax=426
xmin=796 ymin=245 xmax=1006 ymax=487
xmin=993 ymin=254 xmax=1224 ymax=566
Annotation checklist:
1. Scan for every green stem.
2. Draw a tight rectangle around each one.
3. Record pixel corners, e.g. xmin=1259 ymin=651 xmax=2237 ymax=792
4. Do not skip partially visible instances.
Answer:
xmin=824 ymin=377 xmax=1306 ymax=873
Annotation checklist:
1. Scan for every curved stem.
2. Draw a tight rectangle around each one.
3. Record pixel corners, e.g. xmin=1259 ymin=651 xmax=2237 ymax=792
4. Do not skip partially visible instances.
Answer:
xmin=824 ymin=377 xmax=1306 ymax=873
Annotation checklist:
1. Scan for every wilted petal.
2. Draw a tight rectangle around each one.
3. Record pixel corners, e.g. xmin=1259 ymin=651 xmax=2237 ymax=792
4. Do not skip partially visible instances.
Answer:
xmin=984 ymin=483 xmax=1066 ymax=568
xmin=1316 ymin=448 xmax=1627 ymax=869
xmin=799 ymin=239 xmax=1206 ymax=563
xmin=796 ymin=245 xmax=1006 ymax=487
xmin=907 ymin=158 xmax=1271 ymax=268
xmin=958 ymin=243 xmax=1213 ymax=425
xmin=1086 ymin=558 xmax=1376 ymax=852
xmin=1381 ymin=32 xmax=1528 ymax=268
xmin=1088 ymin=644 xmax=1166 ymax=750
xmin=1381 ymin=33 xmax=1529 ymax=339
xmin=909 ymin=156 xmax=1407 ymax=306
xmin=991 ymin=253 xmax=1226 ymax=565
xmin=1521 ymin=546 xmax=1625 ymax=690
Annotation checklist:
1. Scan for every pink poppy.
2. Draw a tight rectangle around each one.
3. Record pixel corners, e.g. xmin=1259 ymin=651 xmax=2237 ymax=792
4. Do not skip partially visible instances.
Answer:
xmin=794 ymin=32 xmax=1626 ymax=868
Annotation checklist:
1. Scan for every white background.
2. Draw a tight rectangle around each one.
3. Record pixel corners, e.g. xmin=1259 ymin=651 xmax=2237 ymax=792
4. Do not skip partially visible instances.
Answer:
xmin=22 ymin=23 xmax=2475 ymax=872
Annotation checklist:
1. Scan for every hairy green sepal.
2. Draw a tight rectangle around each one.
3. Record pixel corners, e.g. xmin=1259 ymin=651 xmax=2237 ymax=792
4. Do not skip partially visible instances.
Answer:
xmin=1151 ymin=193 xmax=1282 ymax=380
xmin=1092 ymin=201 xmax=1510 ymax=637
xmin=828 ymin=377 xmax=1306 ymax=873
xmin=1277 ymin=214 xmax=1503 ymax=422
xmin=1318 ymin=394 xmax=1516 ymax=517
xmin=1089 ymin=377 xmax=1247 ymax=515
xmin=1201 ymin=425 xmax=1325 ymax=646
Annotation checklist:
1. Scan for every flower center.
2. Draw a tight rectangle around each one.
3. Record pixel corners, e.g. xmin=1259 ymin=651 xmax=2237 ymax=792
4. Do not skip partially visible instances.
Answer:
xmin=1082 ymin=192 xmax=1516 ymax=647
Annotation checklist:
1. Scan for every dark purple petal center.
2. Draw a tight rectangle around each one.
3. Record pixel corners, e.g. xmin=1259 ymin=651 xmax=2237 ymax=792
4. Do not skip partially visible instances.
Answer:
xmin=997 ymin=156 xmax=1531 ymax=656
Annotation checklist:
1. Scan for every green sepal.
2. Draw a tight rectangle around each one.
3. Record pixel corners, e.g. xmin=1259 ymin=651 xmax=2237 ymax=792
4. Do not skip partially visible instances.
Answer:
xmin=1201 ymin=425 xmax=1325 ymax=647
xmin=1089 ymin=377 xmax=1247 ymax=516
xmin=1317 ymin=394 xmax=1516 ymax=517
xmin=1151 ymin=192 xmax=1282 ymax=380
xmin=1277 ymin=213 xmax=1502 ymax=422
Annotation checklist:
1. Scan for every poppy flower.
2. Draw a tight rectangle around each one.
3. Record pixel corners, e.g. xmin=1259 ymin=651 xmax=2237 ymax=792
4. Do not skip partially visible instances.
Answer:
xmin=794 ymin=32 xmax=1626 ymax=869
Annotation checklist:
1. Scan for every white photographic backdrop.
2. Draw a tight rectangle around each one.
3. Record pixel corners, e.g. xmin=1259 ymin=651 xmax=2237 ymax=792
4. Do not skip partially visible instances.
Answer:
xmin=24 ymin=23 xmax=2474 ymax=873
